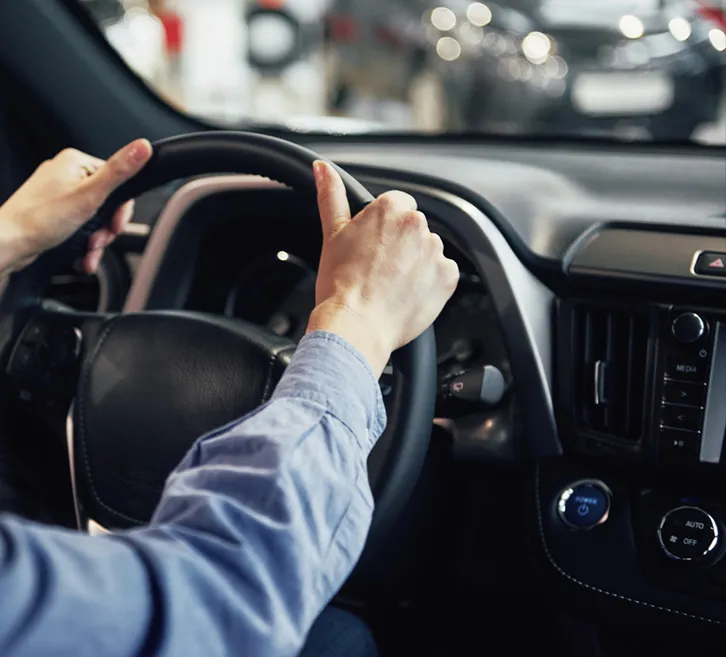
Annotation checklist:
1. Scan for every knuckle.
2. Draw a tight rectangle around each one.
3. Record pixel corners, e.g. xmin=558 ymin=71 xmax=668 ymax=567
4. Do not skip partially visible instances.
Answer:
xmin=375 ymin=192 xmax=397 ymax=213
xmin=430 ymin=232 xmax=444 ymax=252
xmin=57 ymin=148 xmax=81 ymax=161
xmin=402 ymin=210 xmax=427 ymax=231
xmin=442 ymin=258 xmax=460 ymax=289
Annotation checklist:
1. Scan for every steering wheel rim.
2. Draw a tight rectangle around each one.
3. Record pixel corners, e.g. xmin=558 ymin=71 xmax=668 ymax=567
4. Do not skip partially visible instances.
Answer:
xmin=2 ymin=131 xmax=437 ymax=583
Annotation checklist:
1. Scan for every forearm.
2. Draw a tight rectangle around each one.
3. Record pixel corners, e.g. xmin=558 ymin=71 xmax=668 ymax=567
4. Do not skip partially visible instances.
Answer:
xmin=0 ymin=332 xmax=386 ymax=657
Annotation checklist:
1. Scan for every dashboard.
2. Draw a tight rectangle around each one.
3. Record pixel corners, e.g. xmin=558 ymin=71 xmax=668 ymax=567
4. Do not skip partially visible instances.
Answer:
xmin=105 ymin=141 xmax=726 ymax=645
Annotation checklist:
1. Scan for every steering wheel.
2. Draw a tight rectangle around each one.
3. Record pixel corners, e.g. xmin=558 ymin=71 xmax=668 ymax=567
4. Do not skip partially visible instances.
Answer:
xmin=0 ymin=132 xmax=436 ymax=585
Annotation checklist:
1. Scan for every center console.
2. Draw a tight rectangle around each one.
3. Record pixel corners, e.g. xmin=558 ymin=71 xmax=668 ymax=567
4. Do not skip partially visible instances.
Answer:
xmin=544 ymin=297 xmax=726 ymax=630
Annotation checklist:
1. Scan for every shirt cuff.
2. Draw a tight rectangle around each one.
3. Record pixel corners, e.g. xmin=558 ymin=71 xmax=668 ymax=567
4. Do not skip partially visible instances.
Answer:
xmin=272 ymin=331 xmax=387 ymax=453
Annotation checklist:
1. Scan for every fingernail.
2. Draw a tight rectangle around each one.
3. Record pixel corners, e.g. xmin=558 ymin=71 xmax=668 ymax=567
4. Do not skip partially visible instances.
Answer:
xmin=313 ymin=161 xmax=325 ymax=184
xmin=128 ymin=140 xmax=149 ymax=165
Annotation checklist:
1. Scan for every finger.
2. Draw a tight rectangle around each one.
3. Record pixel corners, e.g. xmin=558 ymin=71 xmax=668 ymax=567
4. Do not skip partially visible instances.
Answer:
xmin=109 ymin=200 xmax=135 ymax=234
xmin=84 ymin=139 xmax=153 ymax=200
xmin=376 ymin=190 xmax=417 ymax=213
xmin=430 ymin=232 xmax=444 ymax=254
xmin=82 ymin=249 xmax=104 ymax=275
xmin=88 ymin=227 xmax=115 ymax=252
xmin=313 ymin=160 xmax=351 ymax=239
xmin=441 ymin=258 xmax=460 ymax=295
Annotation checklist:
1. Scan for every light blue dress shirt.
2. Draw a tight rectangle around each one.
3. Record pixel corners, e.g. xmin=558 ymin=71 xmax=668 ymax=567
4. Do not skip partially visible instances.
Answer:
xmin=0 ymin=331 xmax=386 ymax=657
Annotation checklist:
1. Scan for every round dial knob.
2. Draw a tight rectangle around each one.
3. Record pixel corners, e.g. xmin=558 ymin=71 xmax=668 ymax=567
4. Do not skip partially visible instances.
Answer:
xmin=672 ymin=313 xmax=706 ymax=344
xmin=658 ymin=506 xmax=719 ymax=561
xmin=557 ymin=480 xmax=611 ymax=531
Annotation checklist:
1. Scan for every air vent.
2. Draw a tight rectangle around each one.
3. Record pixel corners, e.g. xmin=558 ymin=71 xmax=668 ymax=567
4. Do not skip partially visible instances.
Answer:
xmin=572 ymin=305 xmax=650 ymax=442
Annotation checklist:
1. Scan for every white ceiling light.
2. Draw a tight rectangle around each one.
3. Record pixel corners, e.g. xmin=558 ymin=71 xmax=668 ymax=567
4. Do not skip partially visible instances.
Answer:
xmin=431 ymin=7 xmax=457 ymax=32
xmin=668 ymin=17 xmax=691 ymax=42
xmin=522 ymin=31 xmax=551 ymax=64
xmin=619 ymin=15 xmax=644 ymax=39
xmin=709 ymin=28 xmax=726 ymax=52
xmin=466 ymin=2 xmax=492 ymax=27
xmin=436 ymin=36 xmax=462 ymax=61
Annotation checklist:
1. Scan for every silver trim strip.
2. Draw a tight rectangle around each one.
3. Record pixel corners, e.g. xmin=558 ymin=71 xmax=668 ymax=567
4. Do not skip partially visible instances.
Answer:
xmin=594 ymin=360 xmax=605 ymax=405
xmin=66 ymin=402 xmax=113 ymax=535
xmin=124 ymin=175 xmax=285 ymax=312
xmin=65 ymin=402 xmax=83 ymax=531
xmin=87 ymin=519 xmax=110 ymax=535
xmin=362 ymin=175 xmax=556 ymax=434
xmin=123 ymin=222 xmax=151 ymax=237
xmin=700 ymin=322 xmax=726 ymax=464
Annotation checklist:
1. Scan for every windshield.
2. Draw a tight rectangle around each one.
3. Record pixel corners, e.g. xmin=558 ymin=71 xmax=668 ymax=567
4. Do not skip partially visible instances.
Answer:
xmin=80 ymin=0 xmax=726 ymax=143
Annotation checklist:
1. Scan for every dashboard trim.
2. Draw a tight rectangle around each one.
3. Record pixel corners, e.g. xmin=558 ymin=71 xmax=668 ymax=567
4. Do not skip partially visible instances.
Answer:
xmin=701 ymin=322 xmax=726 ymax=464
xmin=358 ymin=174 xmax=560 ymax=458
xmin=568 ymin=228 xmax=726 ymax=288
xmin=124 ymin=175 xmax=286 ymax=313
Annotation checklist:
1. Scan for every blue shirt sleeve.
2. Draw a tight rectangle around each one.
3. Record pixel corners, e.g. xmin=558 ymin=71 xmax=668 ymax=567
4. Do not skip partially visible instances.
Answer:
xmin=0 ymin=331 xmax=387 ymax=657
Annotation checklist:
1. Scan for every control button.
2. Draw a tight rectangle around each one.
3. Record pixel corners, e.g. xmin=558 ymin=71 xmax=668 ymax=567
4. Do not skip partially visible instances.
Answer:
xmin=658 ymin=506 xmax=719 ymax=561
xmin=658 ymin=428 xmax=700 ymax=465
xmin=665 ymin=355 xmax=709 ymax=383
xmin=662 ymin=381 xmax=707 ymax=408
xmin=694 ymin=252 xmax=726 ymax=277
xmin=21 ymin=322 xmax=45 ymax=344
xmin=557 ymin=480 xmax=611 ymax=530
xmin=6 ymin=344 xmax=37 ymax=377
xmin=661 ymin=404 xmax=703 ymax=432
xmin=671 ymin=313 xmax=707 ymax=344
xmin=35 ymin=327 xmax=82 ymax=371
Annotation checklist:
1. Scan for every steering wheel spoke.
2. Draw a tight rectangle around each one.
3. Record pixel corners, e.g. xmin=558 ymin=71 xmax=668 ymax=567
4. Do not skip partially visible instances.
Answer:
xmin=4 ymin=303 xmax=104 ymax=416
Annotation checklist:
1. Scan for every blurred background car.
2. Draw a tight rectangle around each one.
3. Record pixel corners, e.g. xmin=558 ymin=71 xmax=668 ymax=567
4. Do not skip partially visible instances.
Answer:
xmin=325 ymin=0 xmax=726 ymax=139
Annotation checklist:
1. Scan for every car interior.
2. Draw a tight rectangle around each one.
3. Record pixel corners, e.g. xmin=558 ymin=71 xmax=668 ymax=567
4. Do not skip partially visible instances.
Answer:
xmin=0 ymin=1 xmax=725 ymax=655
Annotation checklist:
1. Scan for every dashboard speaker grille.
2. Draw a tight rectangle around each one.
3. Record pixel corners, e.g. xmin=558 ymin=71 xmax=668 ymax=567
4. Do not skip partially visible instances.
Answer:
xmin=572 ymin=304 xmax=650 ymax=442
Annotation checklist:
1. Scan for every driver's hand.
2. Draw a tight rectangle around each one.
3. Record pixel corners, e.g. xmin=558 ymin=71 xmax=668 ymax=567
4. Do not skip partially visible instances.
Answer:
xmin=0 ymin=139 xmax=153 ymax=276
xmin=307 ymin=160 xmax=459 ymax=377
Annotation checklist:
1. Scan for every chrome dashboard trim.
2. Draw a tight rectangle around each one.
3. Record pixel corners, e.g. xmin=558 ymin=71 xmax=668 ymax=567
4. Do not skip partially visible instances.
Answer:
xmin=124 ymin=175 xmax=286 ymax=312
xmin=361 ymin=175 xmax=558 ymax=455
xmin=65 ymin=402 xmax=83 ymax=531
xmin=701 ymin=322 xmax=726 ymax=464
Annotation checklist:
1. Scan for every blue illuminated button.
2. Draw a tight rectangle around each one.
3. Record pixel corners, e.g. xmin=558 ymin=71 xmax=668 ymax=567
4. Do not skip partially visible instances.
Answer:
xmin=557 ymin=480 xmax=611 ymax=530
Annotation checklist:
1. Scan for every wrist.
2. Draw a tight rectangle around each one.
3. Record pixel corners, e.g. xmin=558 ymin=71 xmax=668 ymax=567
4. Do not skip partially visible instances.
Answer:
xmin=0 ymin=206 xmax=32 ymax=276
xmin=307 ymin=299 xmax=393 ymax=378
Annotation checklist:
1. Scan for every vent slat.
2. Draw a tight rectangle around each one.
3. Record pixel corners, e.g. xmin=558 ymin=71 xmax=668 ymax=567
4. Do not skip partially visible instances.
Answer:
xmin=572 ymin=304 xmax=648 ymax=442
xmin=625 ymin=315 xmax=635 ymax=434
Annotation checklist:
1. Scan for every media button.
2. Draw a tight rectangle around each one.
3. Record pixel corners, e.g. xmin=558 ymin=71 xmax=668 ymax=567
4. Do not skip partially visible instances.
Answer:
xmin=662 ymin=381 xmax=706 ymax=408
xmin=659 ymin=428 xmax=700 ymax=465
xmin=661 ymin=404 xmax=703 ymax=432
xmin=665 ymin=356 xmax=709 ymax=383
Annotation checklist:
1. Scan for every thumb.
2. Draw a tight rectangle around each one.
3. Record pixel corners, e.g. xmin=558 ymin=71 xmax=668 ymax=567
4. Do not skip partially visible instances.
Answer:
xmin=314 ymin=160 xmax=351 ymax=239
xmin=86 ymin=139 xmax=153 ymax=199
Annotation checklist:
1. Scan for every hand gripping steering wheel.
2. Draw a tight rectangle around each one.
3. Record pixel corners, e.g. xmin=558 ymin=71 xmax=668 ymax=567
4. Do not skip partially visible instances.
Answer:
xmin=0 ymin=132 xmax=436 ymax=585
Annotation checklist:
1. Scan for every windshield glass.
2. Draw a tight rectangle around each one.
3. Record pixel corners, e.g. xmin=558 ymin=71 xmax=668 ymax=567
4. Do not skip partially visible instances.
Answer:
xmin=80 ymin=0 xmax=726 ymax=143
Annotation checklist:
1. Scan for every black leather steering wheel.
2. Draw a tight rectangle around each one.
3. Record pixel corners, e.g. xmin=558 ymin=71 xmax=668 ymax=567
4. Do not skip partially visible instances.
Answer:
xmin=0 ymin=132 xmax=436 ymax=584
